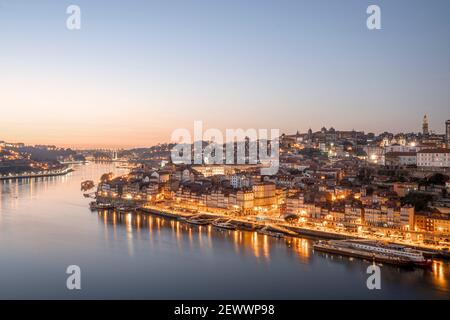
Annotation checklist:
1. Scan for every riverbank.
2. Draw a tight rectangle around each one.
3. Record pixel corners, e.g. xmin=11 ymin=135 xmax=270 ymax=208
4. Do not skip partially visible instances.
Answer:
xmin=141 ymin=206 xmax=450 ymax=259
xmin=3 ymin=161 xmax=447 ymax=299
xmin=96 ymin=197 xmax=362 ymax=240
xmin=0 ymin=167 xmax=74 ymax=181
xmin=93 ymin=196 xmax=450 ymax=259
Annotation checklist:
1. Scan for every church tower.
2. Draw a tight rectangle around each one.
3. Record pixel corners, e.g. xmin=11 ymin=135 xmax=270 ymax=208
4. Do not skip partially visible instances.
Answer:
xmin=446 ymin=119 xmax=450 ymax=148
xmin=422 ymin=114 xmax=429 ymax=136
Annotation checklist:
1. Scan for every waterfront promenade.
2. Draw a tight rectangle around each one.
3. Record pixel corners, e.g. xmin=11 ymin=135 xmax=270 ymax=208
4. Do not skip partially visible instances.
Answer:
xmin=93 ymin=196 xmax=450 ymax=257
xmin=141 ymin=204 xmax=450 ymax=258
xmin=0 ymin=167 xmax=73 ymax=181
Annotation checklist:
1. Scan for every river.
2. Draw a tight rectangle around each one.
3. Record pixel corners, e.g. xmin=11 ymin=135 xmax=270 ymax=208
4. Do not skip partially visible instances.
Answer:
xmin=0 ymin=163 xmax=449 ymax=299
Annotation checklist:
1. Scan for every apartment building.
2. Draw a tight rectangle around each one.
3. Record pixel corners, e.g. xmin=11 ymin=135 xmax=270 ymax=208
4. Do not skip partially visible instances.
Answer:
xmin=252 ymin=182 xmax=276 ymax=208
xmin=417 ymin=149 xmax=450 ymax=168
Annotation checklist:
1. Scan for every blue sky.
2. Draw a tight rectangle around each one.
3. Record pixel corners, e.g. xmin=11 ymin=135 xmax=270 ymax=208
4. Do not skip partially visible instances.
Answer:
xmin=0 ymin=0 xmax=449 ymax=147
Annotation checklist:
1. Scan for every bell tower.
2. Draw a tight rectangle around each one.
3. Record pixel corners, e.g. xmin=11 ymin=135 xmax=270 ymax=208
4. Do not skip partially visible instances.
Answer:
xmin=422 ymin=114 xmax=429 ymax=136
xmin=446 ymin=119 xmax=450 ymax=148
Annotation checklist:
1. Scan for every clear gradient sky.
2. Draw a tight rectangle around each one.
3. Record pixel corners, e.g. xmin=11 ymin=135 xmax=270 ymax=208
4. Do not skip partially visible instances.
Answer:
xmin=1 ymin=0 xmax=449 ymax=148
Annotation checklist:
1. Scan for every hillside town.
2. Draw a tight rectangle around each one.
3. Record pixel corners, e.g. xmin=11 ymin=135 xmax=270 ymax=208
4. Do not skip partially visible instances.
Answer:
xmin=0 ymin=142 xmax=75 ymax=179
xmin=93 ymin=117 xmax=450 ymax=248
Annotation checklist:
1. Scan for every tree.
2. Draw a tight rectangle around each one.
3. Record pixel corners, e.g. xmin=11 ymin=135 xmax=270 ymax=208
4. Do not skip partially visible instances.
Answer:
xmin=401 ymin=192 xmax=433 ymax=212
xmin=284 ymin=214 xmax=299 ymax=225
xmin=427 ymin=173 xmax=449 ymax=186
xmin=365 ymin=186 xmax=375 ymax=196
xmin=100 ymin=172 xmax=113 ymax=182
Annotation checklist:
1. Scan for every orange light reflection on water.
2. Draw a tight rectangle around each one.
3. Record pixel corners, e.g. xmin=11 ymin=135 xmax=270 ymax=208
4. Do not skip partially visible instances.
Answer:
xmin=97 ymin=213 xmax=316 ymax=263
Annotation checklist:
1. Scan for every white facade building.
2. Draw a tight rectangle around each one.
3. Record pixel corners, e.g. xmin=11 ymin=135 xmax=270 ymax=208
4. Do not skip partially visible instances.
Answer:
xmin=230 ymin=174 xmax=251 ymax=189
xmin=385 ymin=152 xmax=417 ymax=167
xmin=417 ymin=149 xmax=450 ymax=168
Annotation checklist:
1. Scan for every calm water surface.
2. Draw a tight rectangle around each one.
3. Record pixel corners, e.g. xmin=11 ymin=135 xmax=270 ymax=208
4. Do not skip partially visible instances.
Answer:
xmin=0 ymin=163 xmax=449 ymax=299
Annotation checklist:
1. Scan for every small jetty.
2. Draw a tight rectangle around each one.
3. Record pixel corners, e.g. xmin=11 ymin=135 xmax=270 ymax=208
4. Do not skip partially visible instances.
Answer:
xmin=138 ymin=206 xmax=190 ymax=220
xmin=212 ymin=219 xmax=237 ymax=230
xmin=185 ymin=219 xmax=210 ymax=226
xmin=116 ymin=205 xmax=137 ymax=213
xmin=264 ymin=224 xmax=297 ymax=237
xmin=257 ymin=226 xmax=285 ymax=238
xmin=232 ymin=221 xmax=257 ymax=232
xmin=89 ymin=201 xmax=114 ymax=211
xmin=183 ymin=215 xmax=215 ymax=226
xmin=83 ymin=192 xmax=96 ymax=198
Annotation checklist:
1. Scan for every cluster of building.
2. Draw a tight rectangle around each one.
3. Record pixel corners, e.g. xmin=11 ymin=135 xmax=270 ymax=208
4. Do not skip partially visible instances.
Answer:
xmin=0 ymin=141 xmax=25 ymax=149
xmin=0 ymin=141 xmax=71 ymax=177
xmin=285 ymin=187 xmax=450 ymax=238
xmin=280 ymin=116 xmax=450 ymax=168
xmin=96 ymin=116 xmax=450 ymax=243
xmin=97 ymin=164 xmax=280 ymax=214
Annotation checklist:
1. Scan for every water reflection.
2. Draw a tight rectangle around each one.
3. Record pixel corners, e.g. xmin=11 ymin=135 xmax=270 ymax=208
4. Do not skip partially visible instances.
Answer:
xmin=96 ymin=209 xmax=450 ymax=294
xmin=1 ymin=163 xmax=449 ymax=299
xmin=96 ymin=210 xmax=313 ymax=263
xmin=286 ymin=238 xmax=310 ymax=262
xmin=432 ymin=261 xmax=448 ymax=290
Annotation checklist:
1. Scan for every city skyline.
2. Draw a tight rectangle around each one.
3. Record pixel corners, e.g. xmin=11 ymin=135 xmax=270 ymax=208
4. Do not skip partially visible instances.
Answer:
xmin=1 ymin=0 xmax=450 ymax=148
xmin=1 ymin=1 xmax=450 ymax=303
xmin=1 ymin=115 xmax=448 ymax=150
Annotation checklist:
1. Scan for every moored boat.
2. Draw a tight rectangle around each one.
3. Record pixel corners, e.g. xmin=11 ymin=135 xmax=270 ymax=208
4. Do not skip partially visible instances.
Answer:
xmin=89 ymin=201 xmax=114 ymax=210
xmin=257 ymin=229 xmax=285 ymax=238
xmin=185 ymin=218 xmax=211 ymax=226
xmin=116 ymin=205 xmax=136 ymax=212
xmin=212 ymin=221 xmax=236 ymax=230
xmin=313 ymin=239 xmax=432 ymax=268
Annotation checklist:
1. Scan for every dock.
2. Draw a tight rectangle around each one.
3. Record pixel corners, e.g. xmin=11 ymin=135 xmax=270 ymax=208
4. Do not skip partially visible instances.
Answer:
xmin=87 ymin=200 xmax=450 ymax=258
xmin=313 ymin=240 xmax=433 ymax=268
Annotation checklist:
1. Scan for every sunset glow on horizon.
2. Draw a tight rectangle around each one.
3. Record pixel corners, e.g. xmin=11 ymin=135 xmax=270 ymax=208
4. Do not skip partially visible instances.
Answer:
xmin=1 ymin=0 xmax=450 ymax=148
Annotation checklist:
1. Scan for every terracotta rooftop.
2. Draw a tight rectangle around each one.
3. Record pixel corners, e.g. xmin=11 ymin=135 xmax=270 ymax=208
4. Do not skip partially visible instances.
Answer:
xmin=418 ymin=148 xmax=450 ymax=154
